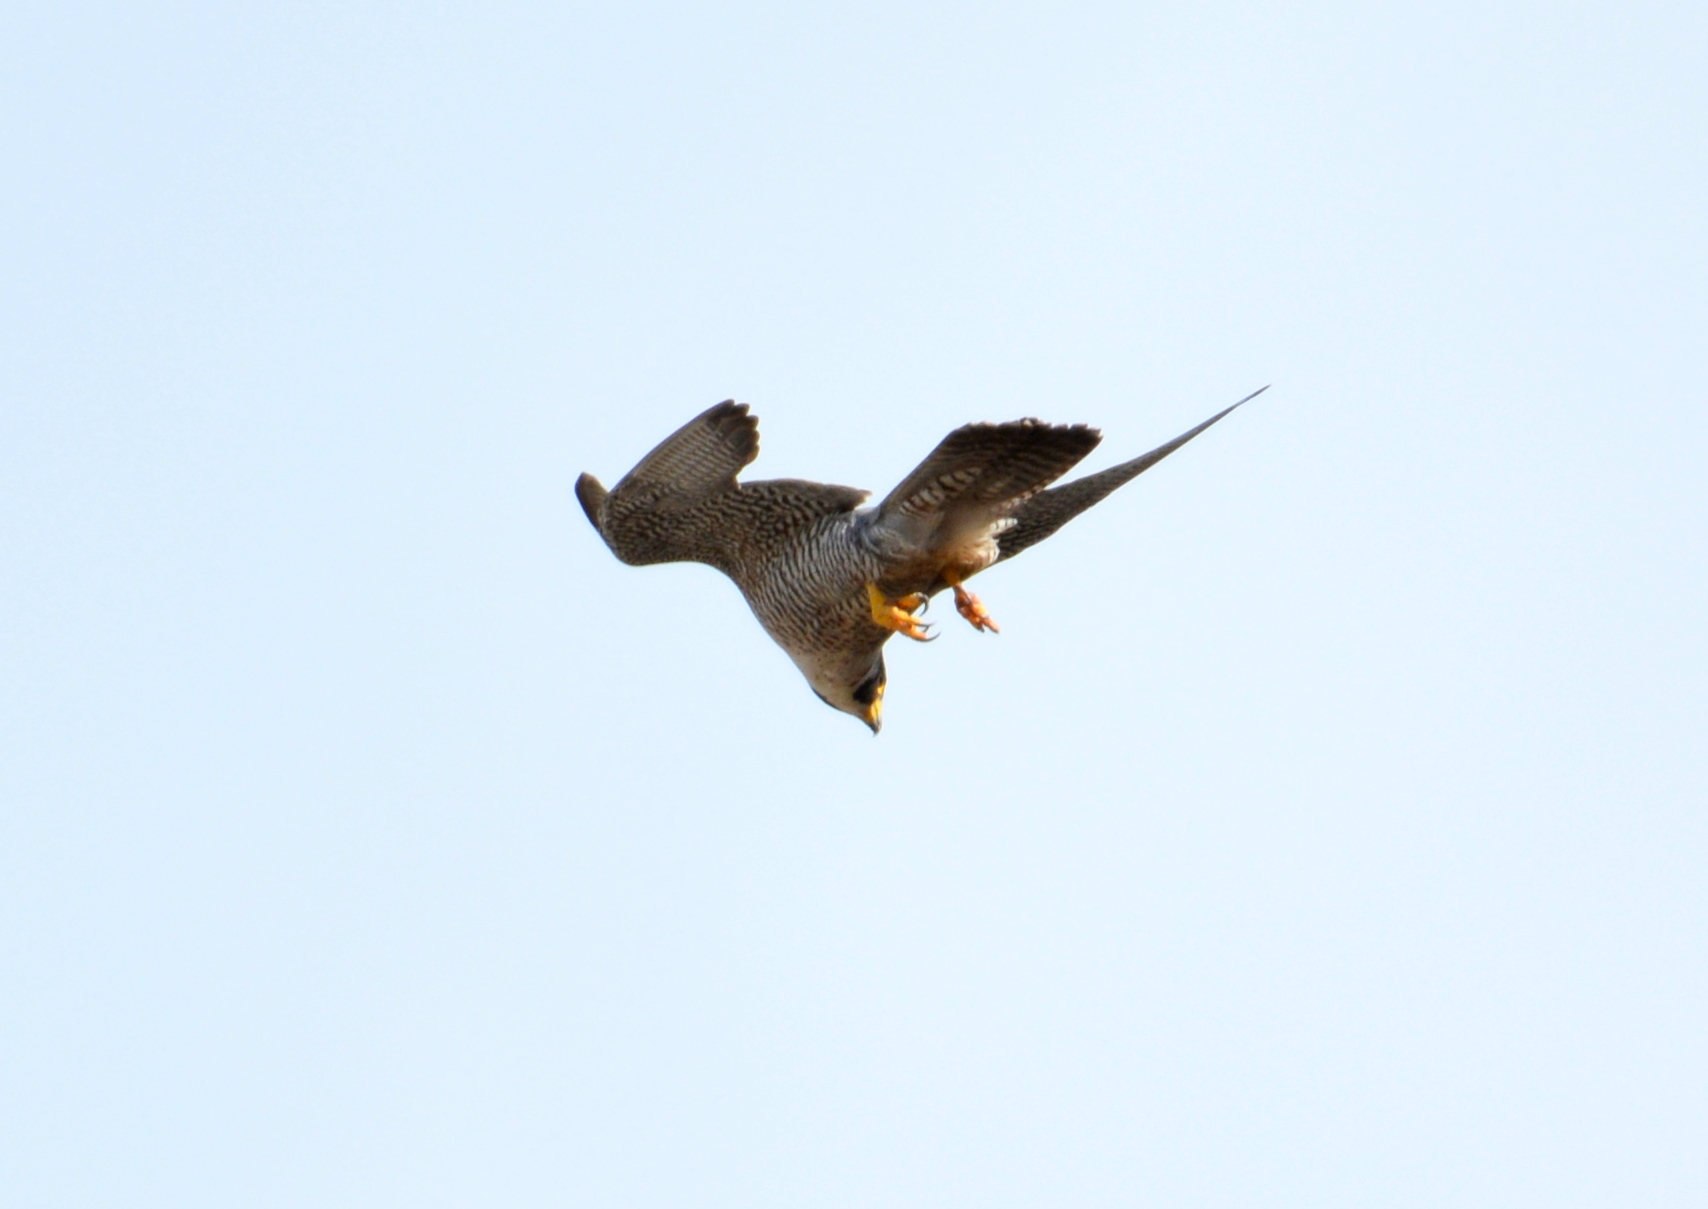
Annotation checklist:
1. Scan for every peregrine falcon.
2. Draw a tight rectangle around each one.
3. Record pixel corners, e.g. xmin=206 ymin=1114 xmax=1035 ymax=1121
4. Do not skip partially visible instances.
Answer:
xmin=576 ymin=388 xmax=1265 ymax=732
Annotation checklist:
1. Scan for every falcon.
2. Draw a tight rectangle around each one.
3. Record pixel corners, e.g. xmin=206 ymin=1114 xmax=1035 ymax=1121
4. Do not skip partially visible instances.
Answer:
xmin=576 ymin=388 xmax=1265 ymax=732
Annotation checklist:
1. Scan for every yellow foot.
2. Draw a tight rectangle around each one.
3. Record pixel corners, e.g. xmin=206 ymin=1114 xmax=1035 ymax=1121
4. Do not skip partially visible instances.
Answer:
xmin=953 ymin=585 xmax=1000 ymax=633
xmin=867 ymin=583 xmax=934 ymax=642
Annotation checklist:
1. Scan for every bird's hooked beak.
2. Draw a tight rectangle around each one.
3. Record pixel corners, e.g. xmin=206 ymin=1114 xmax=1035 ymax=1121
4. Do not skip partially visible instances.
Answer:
xmin=863 ymin=682 xmax=885 ymax=734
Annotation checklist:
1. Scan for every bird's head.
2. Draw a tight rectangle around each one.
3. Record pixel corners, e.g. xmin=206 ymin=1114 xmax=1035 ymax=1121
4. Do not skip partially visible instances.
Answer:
xmin=805 ymin=653 xmax=887 ymax=733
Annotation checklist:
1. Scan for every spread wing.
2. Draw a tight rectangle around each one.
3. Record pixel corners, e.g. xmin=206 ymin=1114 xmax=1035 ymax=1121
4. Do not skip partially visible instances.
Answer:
xmin=873 ymin=418 xmax=1103 ymax=546
xmin=994 ymin=387 xmax=1266 ymax=563
xmin=577 ymin=400 xmax=867 ymax=570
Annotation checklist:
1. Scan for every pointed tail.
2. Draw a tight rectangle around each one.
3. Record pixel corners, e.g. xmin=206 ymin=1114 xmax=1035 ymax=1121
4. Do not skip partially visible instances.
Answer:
xmin=994 ymin=386 xmax=1267 ymax=564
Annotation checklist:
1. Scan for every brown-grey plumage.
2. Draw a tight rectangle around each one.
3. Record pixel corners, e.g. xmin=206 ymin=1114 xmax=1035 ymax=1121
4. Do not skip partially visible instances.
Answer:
xmin=992 ymin=392 xmax=1259 ymax=564
xmin=576 ymin=388 xmax=1265 ymax=731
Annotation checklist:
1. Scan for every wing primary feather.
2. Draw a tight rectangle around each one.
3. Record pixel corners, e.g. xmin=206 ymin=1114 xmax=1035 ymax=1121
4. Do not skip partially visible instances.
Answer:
xmin=575 ymin=401 xmax=867 ymax=570
xmin=575 ymin=472 xmax=608 ymax=531
xmin=995 ymin=386 xmax=1267 ymax=563
xmin=875 ymin=418 xmax=1103 ymax=540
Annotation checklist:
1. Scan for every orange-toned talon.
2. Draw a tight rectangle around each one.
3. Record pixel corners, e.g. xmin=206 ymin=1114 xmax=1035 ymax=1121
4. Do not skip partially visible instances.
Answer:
xmin=953 ymin=585 xmax=1000 ymax=633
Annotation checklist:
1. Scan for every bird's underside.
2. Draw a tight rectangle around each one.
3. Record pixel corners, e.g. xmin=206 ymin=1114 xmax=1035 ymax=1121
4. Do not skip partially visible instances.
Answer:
xmin=576 ymin=388 xmax=1265 ymax=730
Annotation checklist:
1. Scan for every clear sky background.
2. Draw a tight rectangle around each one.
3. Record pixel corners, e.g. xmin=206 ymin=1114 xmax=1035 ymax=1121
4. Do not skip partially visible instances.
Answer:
xmin=3 ymin=2 xmax=1704 ymax=1206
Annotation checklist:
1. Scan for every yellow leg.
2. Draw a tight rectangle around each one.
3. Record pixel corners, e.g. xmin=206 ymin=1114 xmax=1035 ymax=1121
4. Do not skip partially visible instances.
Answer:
xmin=866 ymin=583 xmax=933 ymax=642
xmin=943 ymin=569 xmax=1000 ymax=633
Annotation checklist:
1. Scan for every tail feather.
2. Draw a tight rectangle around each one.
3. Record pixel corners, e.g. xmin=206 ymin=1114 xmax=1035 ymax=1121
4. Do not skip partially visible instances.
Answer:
xmin=994 ymin=387 xmax=1266 ymax=564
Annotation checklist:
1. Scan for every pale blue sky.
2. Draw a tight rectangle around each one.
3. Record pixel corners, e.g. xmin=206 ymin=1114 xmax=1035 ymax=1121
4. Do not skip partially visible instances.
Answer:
xmin=3 ymin=2 xmax=1704 ymax=1206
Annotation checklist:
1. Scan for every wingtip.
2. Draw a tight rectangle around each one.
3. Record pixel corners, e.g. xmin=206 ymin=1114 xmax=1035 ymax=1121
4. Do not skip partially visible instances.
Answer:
xmin=697 ymin=399 xmax=755 ymax=431
xmin=1206 ymin=384 xmax=1270 ymax=425
xmin=574 ymin=472 xmax=607 ymax=528
xmin=697 ymin=399 xmax=761 ymax=466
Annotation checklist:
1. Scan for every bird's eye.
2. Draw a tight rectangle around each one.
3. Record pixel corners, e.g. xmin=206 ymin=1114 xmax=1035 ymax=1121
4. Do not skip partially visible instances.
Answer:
xmin=852 ymin=671 xmax=884 ymax=706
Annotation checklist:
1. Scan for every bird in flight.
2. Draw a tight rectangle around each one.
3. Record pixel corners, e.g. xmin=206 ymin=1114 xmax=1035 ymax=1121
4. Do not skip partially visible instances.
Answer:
xmin=577 ymin=388 xmax=1265 ymax=731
